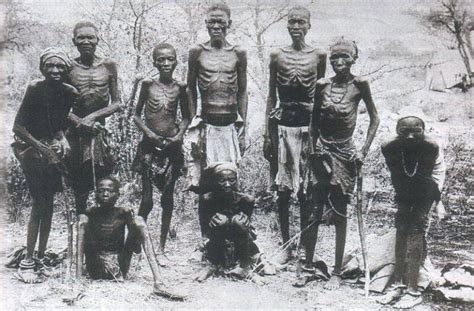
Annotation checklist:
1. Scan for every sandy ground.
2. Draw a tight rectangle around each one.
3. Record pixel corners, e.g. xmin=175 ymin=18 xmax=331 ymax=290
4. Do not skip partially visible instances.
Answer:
xmin=1 ymin=197 xmax=472 ymax=310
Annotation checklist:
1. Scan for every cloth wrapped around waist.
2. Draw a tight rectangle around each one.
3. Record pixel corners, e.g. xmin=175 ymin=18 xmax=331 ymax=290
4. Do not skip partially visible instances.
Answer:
xmin=132 ymin=137 xmax=184 ymax=191
xmin=311 ymin=136 xmax=357 ymax=196
xmin=269 ymin=101 xmax=312 ymax=122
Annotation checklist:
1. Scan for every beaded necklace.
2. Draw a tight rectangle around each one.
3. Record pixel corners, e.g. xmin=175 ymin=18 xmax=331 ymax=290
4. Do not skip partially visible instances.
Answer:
xmin=329 ymin=79 xmax=351 ymax=104
xmin=401 ymin=151 xmax=418 ymax=177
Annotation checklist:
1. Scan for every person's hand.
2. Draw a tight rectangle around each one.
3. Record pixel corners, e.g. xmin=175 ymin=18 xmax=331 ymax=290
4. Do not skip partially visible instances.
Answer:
xmin=91 ymin=122 xmax=104 ymax=135
xmin=59 ymin=136 xmax=71 ymax=158
xmin=148 ymin=133 xmax=166 ymax=149
xmin=263 ymin=135 xmax=272 ymax=161
xmin=232 ymin=212 xmax=250 ymax=228
xmin=80 ymin=115 xmax=96 ymax=128
xmin=209 ymin=213 xmax=229 ymax=228
xmin=355 ymin=150 xmax=366 ymax=168
xmin=164 ymin=134 xmax=183 ymax=152
xmin=236 ymin=126 xmax=246 ymax=156
xmin=41 ymin=145 xmax=61 ymax=164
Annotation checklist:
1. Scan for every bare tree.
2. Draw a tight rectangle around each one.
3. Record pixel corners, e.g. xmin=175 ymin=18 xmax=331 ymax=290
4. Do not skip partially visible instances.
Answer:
xmin=423 ymin=0 xmax=473 ymax=75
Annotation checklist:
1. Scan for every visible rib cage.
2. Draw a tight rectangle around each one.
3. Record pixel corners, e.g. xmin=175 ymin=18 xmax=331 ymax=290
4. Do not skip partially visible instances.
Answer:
xmin=145 ymin=81 xmax=179 ymax=115
xmin=198 ymin=45 xmax=238 ymax=95
xmin=276 ymin=48 xmax=318 ymax=102
xmin=69 ymin=59 xmax=110 ymax=116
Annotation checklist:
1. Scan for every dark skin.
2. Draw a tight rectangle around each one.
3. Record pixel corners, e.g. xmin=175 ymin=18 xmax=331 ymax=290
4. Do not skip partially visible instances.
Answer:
xmin=196 ymin=169 xmax=259 ymax=283
xmin=68 ymin=25 xmax=121 ymax=214
xmin=264 ymin=9 xmax=326 ymax=264
xmin=13 ymin=57 xmax=74 ymax=283
xmin=188 ymin=8 xmax=248 ymax=238
xmin=309 ymin=48 xmax=379 ymax=290
xmin=187 ymin=8 xmax=248 ymax=152
xmin=133 ymin=46 xmax=191 ymax=251
xmin=378 ymin=118 xmax=437 ymax=307
xmin=76 ymin=179 xmax=182 ymax=299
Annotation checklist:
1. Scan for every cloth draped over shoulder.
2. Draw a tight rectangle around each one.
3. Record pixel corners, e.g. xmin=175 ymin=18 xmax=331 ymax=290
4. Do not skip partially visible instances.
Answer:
xmin=310 ymin=135 xmax=357 ymax=196
xmin=184 ymin=115 xmax=241 ymax=192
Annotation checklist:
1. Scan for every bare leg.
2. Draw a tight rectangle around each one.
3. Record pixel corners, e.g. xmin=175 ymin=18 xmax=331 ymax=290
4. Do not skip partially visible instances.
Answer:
xmin=325 ymin=191 xmax=347 ymax=290
xmin=19 ymin=194 xmax=46 ymax=283
xmin=377 ymin=229 xmax=408 ymax=304
xmin=138 ymin=174 xmax=153 ymax=221
xmin=76 ymin=214 xmax=89 ymax=278
xmin=127 ymin=216 xmax=184 ymax=300
xmin=276 ymin=190 xmax=292 ymax=264
xmin=393 ymin=230 xmax=408 ymax=284
xmin=406 ymin=233 xmax=424 ymax=293
xmin=25 ymin=196 xmax=43 ymax=261
xmin=37 ymin=193 xmax=54 ymax=258
xmin=301 ymin=185 xmax=323 ymax=269
xmin=159 ymin=181 xmax=175 ymax=252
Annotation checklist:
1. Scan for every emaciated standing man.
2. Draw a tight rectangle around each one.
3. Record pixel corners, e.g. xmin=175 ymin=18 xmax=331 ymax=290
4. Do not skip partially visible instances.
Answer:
xmin=185 ymin=3 xmax=248 ymax=239
xmin=67 ymin=21 xmax=121 ymax=215
xmin=264 ymin=6 xmax=326 ymax=264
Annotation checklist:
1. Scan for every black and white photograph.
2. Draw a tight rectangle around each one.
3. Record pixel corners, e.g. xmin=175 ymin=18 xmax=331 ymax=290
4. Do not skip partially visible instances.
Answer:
xmin=0 ymin=0 xmax=473 ymax=309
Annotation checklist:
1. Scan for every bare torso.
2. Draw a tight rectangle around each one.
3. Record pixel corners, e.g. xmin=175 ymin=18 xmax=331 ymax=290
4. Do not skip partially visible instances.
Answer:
xmin=86 ymin=207 xmax=130 ymax=253
xmin=197 ymin=44 xmax=239 ymax=120
xmin=69 ymin=57 xmax=112 ymax=121
xmin=143 ymin=78 xmax=182 ymax=137
xmin=275 ymin=46 xmax=324 ymax=127
xmin=318 ymin=78 xmax=362 ymax=140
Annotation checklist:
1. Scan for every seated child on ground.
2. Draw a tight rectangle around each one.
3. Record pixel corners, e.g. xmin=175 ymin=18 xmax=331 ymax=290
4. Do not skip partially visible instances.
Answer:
xmin=377 ymin=113 xmax=445 ymax=309
xmin=76 ymin=176 xmax=184 ymax=300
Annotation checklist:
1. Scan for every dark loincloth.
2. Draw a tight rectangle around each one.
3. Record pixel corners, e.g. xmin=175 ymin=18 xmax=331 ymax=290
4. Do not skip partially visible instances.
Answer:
xmin=310 ymin=136 xmax=357 ymax=196
xmin=66 ymin=129 xmax=115 ymax=193
xmin=132 ymin=137 xmax=183 ymax=191
xmin=12 ymin=139 xmax=63 ymax=195
xmin=85 ymin=251 xmax=122 ymax=280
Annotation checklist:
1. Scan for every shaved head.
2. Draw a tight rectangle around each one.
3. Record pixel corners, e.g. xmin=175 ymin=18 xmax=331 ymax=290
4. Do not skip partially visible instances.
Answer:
xmin=288 ymin=6 xmax=311 ymax=21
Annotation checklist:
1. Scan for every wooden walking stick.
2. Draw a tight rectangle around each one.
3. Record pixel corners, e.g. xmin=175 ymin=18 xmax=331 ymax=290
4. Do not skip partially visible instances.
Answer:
xmin=356 ymin=163 xmax=370 ymax=297
xmin=60 ymin=173 xmax=74 ymax=279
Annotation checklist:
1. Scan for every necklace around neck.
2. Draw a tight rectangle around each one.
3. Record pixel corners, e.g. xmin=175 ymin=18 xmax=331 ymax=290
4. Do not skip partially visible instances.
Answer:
xmin=329 ymin=79 xmax=351 ymax=104
xmin=401 ymin=151 xmax=418 ymax=177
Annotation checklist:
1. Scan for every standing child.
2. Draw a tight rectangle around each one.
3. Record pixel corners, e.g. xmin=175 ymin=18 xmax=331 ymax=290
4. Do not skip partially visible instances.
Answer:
xmin=378 ymin=114 xmax=445 ymax=308
xmin=308 ymin=38 xmax=380 ymax=289
xmin=12 ymin=47 xmax=77 ymax=283
xmin=132 ymin=43 xmax=191 ymax=252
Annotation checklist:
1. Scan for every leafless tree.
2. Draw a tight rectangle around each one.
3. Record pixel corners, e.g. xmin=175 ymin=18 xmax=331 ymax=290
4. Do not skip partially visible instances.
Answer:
xmin=423 ymin=0 xmax=473 ymax=75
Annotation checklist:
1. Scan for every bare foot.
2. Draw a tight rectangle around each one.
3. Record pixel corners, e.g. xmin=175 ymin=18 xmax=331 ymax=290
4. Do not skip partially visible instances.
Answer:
xmin=227 ymin=266 xmax=249 ymax=279
xmin=393 ymin=292 xmax=422 ymax=309
xmin=248 ymin=273 xmax=267 ymax=285
xmin=274 ymin=249 xmax=292 ymax=265
xmin=376 ymin=286 xmax=404 ymax=305
xmin=195 ymin=265 xmax=217 ymax=282
xmin=16 ymin=268 xmax=39 ymax=284
xmin=324 ymin=275 xmax=342 ymax=290
xmin=156 ymin=252 xmax=172 ymax=267
xmin=153 ymin=283 xmax=186 ymax=301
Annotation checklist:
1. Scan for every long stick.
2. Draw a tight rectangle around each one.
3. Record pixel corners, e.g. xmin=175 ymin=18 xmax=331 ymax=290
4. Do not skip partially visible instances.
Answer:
xmin=61 ymin=175 xmax=74 ymax=279
xmin=356 ymin=164 xmax=370 ymax=297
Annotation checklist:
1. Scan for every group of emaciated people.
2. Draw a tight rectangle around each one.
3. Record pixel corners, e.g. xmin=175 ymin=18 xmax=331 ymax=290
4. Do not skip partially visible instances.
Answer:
xmin=12 ymin=3 xmax=446 ymax=308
